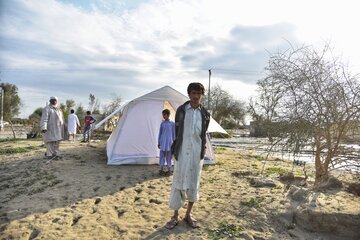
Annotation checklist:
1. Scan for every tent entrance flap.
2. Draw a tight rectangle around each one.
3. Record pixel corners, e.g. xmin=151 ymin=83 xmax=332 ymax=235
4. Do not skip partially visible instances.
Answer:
xmin=163 ymin=100 xmax=176 ymax=121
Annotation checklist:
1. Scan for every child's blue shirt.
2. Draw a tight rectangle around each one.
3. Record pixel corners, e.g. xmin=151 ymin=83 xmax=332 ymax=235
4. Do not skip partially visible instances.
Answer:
xmin=158 ymin=120 xmax=175 ymax=151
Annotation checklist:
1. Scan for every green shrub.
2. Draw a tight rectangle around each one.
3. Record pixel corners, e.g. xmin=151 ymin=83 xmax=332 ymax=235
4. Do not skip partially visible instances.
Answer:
xmin=209 ymin=221 xmax=243 ymax=239
xmin=265 ymin=167 xmax=288 ymax=175
xmin=211 ymin=131 xmax=231 ymax=138
xmin=0 ymin=146 xmax=38 ymax=155
xmin=240 ymin=197 xmax=264 ymax=207
xmin=0 ymin=138 xmax=24 ymax=143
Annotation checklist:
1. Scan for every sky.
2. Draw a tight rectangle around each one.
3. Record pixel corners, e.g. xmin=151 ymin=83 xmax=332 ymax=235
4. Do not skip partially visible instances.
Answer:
xmin=1 ymin=0 xmax=360 ymax=118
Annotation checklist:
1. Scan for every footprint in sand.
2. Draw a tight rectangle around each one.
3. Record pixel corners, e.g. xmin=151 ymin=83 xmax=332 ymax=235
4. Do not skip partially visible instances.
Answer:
xmin=94 ymin=197 xmax=101 ymax=204
xmin=71 ymin=216 xmax=82 ymax=226
xmin=29 ymin=229 xmax=40 ymax=240
xmin=117 ymin=209 xmax=126 ymax=218
xmin=135 ymin=188 xmax=143 ymax=194
xmin=149 ymin=199 xmax=162 ymax=204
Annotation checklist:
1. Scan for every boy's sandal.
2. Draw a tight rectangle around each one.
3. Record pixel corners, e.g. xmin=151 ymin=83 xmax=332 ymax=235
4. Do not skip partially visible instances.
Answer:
xmin=184 ymin=216 xmax=199 ymax=228
xmin=165 ymin=217 xmax=178 ymax=229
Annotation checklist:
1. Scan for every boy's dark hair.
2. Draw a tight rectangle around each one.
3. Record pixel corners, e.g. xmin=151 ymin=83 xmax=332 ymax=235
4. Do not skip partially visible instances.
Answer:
xmin=70 ymin=109 xmax=75 ymax=114
xmin=187 ymin=82 xmax=205 ymax=95
xmin=86 ymin=111 xmax=91 ymax=115
xmin=162 ymin=109 xmax=170 ymax=115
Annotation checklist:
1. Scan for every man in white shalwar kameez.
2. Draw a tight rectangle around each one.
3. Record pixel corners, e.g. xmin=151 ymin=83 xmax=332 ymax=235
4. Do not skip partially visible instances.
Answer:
xmin=166 ymin=83 xmax=210 ymax=229
xmin=67 ymin=109 xmax=80 ymax=142
xmin=40 ymin=96 xmax=65 ymax=160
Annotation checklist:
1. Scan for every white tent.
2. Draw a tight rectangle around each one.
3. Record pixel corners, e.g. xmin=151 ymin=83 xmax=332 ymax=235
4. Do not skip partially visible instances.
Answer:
xmin=97 ymin=85 xmax=227 ymax=165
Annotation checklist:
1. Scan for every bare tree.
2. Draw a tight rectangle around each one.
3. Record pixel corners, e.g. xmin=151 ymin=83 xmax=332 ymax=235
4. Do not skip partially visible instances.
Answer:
xmin=101 ymin=94 xmax=122 ymax=130
xmin=88 ymin=93 xmax=100 ymax=114
xmin=251 ymin=43 xmax=360 ymax=183
xmin=102 ymin=94 xmax=122 ymax=116
xmin=248 ymin=77 xmax=283 ymax=139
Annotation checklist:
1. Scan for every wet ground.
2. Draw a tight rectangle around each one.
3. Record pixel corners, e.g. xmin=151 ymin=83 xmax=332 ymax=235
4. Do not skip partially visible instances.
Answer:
xmin=211 ymin=136 xmax=360 ymax=171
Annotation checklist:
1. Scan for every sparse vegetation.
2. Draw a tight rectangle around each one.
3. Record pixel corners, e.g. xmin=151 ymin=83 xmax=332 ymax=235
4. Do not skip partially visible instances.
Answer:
xmin=211 ymin=132 xmax=231 ymax=138
xmin=0 ymin=146 xmax=38 ymax=154
xmin=214 ymin=147 xmax=227 ymax=153
xmin=240 ymin=197 xmax=264 ymax=208
xmin=209 ymin=221 xmax=243 ymax=239
xmin=0 ymin=138 xmax=29 ymax=143
xmin=265 ymin=167 xmax=288 ymax=175
xmin=215 ymin=161 xmax=225 ymax=166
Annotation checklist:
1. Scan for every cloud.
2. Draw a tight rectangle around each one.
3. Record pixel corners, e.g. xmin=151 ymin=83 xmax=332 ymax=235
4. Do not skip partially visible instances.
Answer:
xmin=2 ymin=0 xmax=357 ymax=119
xmin=179 ymin=23 xmax=297 ymax=83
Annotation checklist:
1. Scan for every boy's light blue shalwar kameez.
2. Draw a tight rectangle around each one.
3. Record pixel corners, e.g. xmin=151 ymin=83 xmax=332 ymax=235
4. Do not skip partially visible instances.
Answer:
xmin=158 ymin=120 xmax=175 ymax=167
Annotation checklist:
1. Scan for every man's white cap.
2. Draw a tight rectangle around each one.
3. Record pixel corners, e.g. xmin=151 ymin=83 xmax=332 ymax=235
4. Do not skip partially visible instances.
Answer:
xmin=50 ymin=96 xmax=58 ymax=101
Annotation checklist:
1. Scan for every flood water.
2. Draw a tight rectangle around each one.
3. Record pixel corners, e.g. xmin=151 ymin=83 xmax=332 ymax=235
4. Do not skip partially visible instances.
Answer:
xmin=211 ymin=136 xmax=360 ymax=172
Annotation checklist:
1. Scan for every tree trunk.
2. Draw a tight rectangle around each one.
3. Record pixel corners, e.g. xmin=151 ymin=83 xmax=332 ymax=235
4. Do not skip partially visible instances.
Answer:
xmin=8 ymin=119 xmax=16 ymax=139
xmin=314 ymin=142 xmax=328 ymax=184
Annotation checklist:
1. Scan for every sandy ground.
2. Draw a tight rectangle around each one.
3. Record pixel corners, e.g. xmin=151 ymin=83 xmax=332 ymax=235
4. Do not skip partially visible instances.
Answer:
xmin=0 ymin=138 xmax=359 ymax=240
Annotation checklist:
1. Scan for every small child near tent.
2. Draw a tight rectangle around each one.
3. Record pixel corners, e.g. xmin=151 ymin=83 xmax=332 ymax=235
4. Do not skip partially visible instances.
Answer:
xmin=158 ymin=109 xmax=175 ymax=176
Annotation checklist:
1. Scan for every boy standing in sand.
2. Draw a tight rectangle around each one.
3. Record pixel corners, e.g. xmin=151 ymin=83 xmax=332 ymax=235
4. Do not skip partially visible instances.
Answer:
xmin=82 ymin=111 xmax=96 ymax=142
xmin=158 ymin=109 xmax=175 ymax=176
xmin=166 ymin=83 xmax=210 ymax=229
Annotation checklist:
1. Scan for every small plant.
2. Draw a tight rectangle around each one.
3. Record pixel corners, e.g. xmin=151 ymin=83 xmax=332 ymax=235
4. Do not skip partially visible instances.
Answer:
xmin=265 ymin=167 xmax=288 ymax=175
xmin=209 ymin=221 xmax=243 ymax=239
xmin=240 ymin=197 xmax=264 ymax=207
xmin=214 ymin=147 xmax=227 ymax=153
xmin=28 ymin=186 xmax=46 ymax=195
xmin=255 ymin=155 xmax=265 ymax=161
xmin=44 ymin=174 xmax=57 ymax=181
xmin=48 ymin=179 xmax=63 ymax=187
xmin=211 ymin=132 xmax=231 ymax=138
xmin=215 ymin=161 xmax=225 ymax=166
xmin=208 ymin=177 xmax=220 ymax=183
xmin=202 ymin=165 xmax=211 ymax=171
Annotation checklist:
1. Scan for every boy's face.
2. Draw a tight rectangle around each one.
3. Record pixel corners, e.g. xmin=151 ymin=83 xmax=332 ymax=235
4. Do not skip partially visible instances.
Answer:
xmin=163 ymin=113 xmax=170 ymax=120
xmin=189 ymin=90 xmax=203 ymax=106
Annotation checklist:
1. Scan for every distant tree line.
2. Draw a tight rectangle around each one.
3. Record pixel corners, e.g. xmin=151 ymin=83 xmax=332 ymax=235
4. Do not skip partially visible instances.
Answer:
xmin=0 ymin=81 xmax=122 ymax=136
xmin=203 ymin=84 xmax=247 ymax=129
